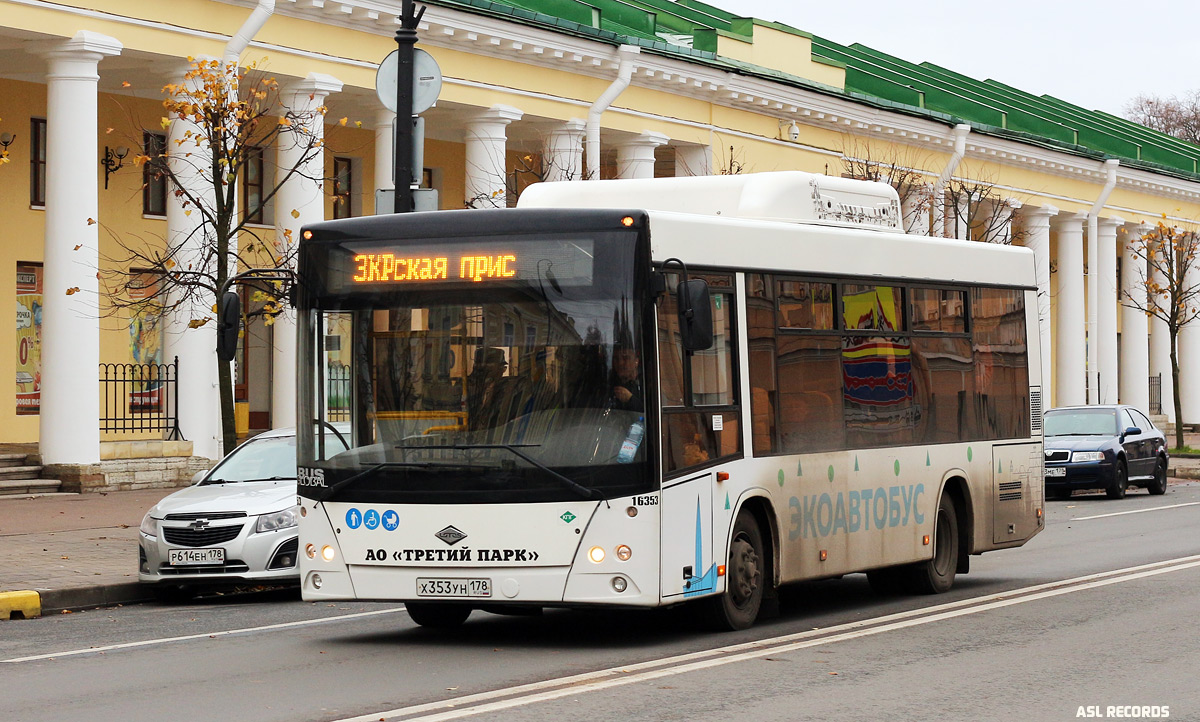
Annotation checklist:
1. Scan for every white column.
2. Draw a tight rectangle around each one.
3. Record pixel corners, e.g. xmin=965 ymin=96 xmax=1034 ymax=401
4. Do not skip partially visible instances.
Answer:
xmin=1021 ymin=205 xmax=1057 ymax=403
xmin=161 ymin=59 xmax=221 ymax=459
xmin=1054 ymin=213 xmax=1088 ymax=407
xmin=1148 ymin=232 xmax=1174 ymax=423
xmin=1180 ymin=247 xmax=1200 ymax=424
xmin=1096 ymin=216 xmax=1122 ymax=404
xmin=953 ymin=193 xmax=972 ymax=241
xmin=38 ymin=32 xmax=122 ymax=466
xmin=374 ymin=108 xmax=396 ymax=207
xmin=273 ymin=73 xmax=342 ymax=430
xmin=1119 ymin=222 xmax=1151 ymax=413
xmin=615 ymin=131 xmax=669 ymax=180
xmin=675 ymin=144 xmax=712 ymax=177
xmin=464 ymin=105 xmax=523 ymax=208
xmin=542 ymin=118 xmax=586 ymax=182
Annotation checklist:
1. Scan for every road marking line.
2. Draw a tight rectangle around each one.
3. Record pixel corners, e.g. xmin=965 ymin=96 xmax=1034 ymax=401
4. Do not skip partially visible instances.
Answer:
xmin=1072 ymin=501 xmax=1200 ymax=521
xmin=331 ymin=554 xmax=1200 ymax=722
xmin=1 ymin=607 xmax=408 ymax=663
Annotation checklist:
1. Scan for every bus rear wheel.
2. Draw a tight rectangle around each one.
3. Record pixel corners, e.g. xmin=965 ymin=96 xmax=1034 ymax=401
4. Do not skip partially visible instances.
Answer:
xmin=900 ymin=493 xmax=959 ymax=595
xmin=405 ymin=602 xmax=472 ymax=629
xmin=703 ymin=512 xmax=765 ymax=631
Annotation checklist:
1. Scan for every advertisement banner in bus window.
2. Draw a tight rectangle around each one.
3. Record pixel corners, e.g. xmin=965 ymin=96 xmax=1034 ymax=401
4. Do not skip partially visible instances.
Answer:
xmin=15 ymin=263 xmax=42 ymax=415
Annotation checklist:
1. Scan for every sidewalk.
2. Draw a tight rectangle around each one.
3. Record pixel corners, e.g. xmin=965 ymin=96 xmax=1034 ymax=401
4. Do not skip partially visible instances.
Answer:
xmin=3 ymin=450 xmax=1200 ymax=620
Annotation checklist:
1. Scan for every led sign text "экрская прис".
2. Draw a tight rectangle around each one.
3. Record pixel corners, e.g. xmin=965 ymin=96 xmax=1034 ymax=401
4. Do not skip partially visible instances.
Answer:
xmin=351 ymin=253 xmax=518 ymax=284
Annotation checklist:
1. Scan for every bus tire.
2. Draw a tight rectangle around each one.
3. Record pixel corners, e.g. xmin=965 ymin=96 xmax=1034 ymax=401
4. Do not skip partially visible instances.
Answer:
xmin=405 ymin=602 xmax=472 ymax=629
xmin=703 ymin=511 xmax=764 ymax=631
xmin=901 ymin=493 xmax=958 ymax=595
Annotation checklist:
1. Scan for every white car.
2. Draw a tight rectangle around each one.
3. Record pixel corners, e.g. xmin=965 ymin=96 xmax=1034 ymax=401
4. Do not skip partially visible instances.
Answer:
xmin=138 ymin=425 xmax=348 ymax=600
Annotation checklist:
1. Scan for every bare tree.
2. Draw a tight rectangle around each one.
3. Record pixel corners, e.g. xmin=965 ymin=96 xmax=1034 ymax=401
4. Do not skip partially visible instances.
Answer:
xmin=841 ymin=138 xmax=932 ymax=233
xmin=943 ymin=174 xmax=1027 ymax=245
xmin=101 ymin=57 xmax=328 ymax=452
xmin=1121 ymin=222 xmax=1200 ymax=448
xmin=1125 ymin=91 xmax=1200 ymax=144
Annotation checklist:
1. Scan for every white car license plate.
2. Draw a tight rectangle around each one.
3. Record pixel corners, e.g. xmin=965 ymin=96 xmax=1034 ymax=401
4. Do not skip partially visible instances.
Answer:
xmin=169 ymin=548 xmax=226 ymax=565
xmin=1045 ymin=467 xmax=1066 ymax=477
xmin=416 ymin=578 xmax=492 ymax=598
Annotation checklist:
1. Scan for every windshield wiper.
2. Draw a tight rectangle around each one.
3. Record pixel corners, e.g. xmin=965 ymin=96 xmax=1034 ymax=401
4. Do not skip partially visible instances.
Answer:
xmin=316 ymin=461 xmax=449 ymax=500
xmin=202 ymin=475 xmax=293 ymax=485
xmin=397 ymin=443 xmax=603 ymax=501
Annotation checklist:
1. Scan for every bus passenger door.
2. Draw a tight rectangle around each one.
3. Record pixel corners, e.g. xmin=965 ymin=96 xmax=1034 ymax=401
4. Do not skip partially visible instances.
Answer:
xmin=660 ymin=472 xmax=716 ymax=598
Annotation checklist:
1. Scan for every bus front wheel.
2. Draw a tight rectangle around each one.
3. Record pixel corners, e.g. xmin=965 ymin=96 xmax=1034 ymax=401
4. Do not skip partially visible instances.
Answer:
xmin=405 ymin=602 xmax=472 ymax=629
xmin=901 ymin=493 xmax=959 ymax=595
xmin=704 ymin=511 xmax=765 ymax=631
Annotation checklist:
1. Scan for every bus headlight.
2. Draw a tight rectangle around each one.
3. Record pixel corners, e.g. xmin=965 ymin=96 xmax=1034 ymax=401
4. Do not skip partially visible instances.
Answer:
xmin=305 ymin=543 xmax=317 ymax=559
xmin=611 ymin=576 xmax=628 ymax=593
xmin=588 ymin=546 xmax=605 ymax=563
xmin=321 ymin=545 xmax=336 ymax=562
xmin=615 ymin=545 xmax=632 ymax=561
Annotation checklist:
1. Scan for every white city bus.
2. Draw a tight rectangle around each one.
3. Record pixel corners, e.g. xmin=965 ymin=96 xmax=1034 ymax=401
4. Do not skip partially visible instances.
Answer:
xmin=295 ymin=171 xmax=1044 ymax=630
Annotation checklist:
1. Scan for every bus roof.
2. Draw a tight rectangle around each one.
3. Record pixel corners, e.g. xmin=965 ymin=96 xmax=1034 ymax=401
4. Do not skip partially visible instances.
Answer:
xmin=518 ymin=171 xmax=903 ymax=233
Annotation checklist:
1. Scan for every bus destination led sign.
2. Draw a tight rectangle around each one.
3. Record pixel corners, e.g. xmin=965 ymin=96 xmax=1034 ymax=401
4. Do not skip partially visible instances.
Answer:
xmin=352 ymin=253 xmax=518 ymax=284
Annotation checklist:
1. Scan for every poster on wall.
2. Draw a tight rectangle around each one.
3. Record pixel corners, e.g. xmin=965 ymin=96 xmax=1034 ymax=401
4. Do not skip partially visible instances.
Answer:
xmin=128 ymin=271 xmax=164 ymax=412
xmin=16 ymin=263 xmax=42 ymax=415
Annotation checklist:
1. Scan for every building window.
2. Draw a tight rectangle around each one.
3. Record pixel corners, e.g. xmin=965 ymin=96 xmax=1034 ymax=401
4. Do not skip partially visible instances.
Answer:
xmin=143 ymin=132 xmax=167 ymax=217
xmin=30 ymin=119 xmax=47 ymax=207
xmin=332 ymin=157 xmax=352 ymax=219
xmin=244 ymin=146 xmax=265 ymax=224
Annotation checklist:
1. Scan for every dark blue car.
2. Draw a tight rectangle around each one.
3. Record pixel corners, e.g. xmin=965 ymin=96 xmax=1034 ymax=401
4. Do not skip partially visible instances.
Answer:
xmin=1043 ymin=405 xmax=1169 ymax=500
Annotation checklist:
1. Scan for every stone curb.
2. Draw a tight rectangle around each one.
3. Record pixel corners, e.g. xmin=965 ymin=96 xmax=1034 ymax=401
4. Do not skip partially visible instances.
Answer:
xmin=0 ymin=590 xmax=41 ymax=620
xmin=1 ymin=583 xmax=154 ymax=619
xmin=38 ymin=582 xmax=154 ymax=615
xmin=1170 ymin=465 xmax=1200 ymax=481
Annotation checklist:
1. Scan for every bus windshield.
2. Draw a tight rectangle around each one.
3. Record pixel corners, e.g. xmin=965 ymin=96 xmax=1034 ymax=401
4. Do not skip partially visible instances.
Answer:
xmin=297 ymin=226 xmax=652 ymax=504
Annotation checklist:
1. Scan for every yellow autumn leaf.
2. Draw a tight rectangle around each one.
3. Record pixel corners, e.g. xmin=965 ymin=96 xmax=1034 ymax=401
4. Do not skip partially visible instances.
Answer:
xmin=290 ymin=208 xmax=300 ymax=219
xmin=65 ymin=287 xmax=80 ymax=295
xmin=87 ymin=218 xmax=96 ymax=225
xmin=339 ymin=117 xmax=348 ymax=126
xmin=163 ymin=258 xmax=176 ymax=269
xmin=184 ymin=210 xmax=192 ymax=217
xmin=161 ymin=117 xmax=171 ymax=130
xmin=73 ymin=244 xmax=82 ymax=251
xmin=354 ymin=120 xmax=363 ymax=128
xmin=122 ymin=81 xmax=131 ymax=88
xmin=211 ymin=304 xmax=219 ymax=313
xmin=187 ymin=318 xmax=210 ymax=329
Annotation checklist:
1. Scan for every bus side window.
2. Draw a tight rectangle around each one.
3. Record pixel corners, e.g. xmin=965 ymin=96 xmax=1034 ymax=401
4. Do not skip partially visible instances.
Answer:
xmin=657 ymin=272 xmax=742 ymax=475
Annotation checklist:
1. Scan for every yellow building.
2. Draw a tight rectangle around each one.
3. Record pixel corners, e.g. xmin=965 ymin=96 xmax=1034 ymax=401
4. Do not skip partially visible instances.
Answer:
xmin=1 ymin=0 xmax=1198 ymax=491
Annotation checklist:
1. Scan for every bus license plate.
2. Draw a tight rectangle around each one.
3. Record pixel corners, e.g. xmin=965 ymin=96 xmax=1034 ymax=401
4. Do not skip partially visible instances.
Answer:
xmin=169 ymin=548 xmax=225 ymax=565
xmin=1045 ymin=467 xmax=1066 ymax=477
xmin=416 ymin=578 xmax=492 ymax=598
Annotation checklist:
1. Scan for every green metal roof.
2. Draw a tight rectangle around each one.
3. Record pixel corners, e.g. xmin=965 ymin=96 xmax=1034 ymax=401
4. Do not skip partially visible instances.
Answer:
xmin=425 ymin=0 xmax=1200 ymax=181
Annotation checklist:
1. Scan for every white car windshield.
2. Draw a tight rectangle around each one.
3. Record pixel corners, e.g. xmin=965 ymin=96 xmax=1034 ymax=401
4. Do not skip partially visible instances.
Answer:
xmin=1044 ymin=409 xmax=1117 ymax=437
xmin=204 ymin=436 xmax=299 ymax=484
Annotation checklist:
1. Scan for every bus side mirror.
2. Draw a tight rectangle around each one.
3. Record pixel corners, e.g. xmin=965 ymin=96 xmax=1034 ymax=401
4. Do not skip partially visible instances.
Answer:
xmin=677 ymin=279 xmax=713 ymax=351
xmin=216 ymin=291 xmax=241 ymax=362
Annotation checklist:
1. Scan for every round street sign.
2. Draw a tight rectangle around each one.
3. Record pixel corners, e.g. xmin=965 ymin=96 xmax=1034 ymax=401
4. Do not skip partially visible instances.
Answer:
xmin=376 ymin=48 xmax=442 ymax=114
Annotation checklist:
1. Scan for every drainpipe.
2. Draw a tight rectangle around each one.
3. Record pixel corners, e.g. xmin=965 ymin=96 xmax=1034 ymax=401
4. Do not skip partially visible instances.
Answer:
xmin=1087 ymin=158 xmax=1120 ymax=404
xmin=224 ymin=0 xmax=275 ymax=65
xmin=586 ymin=45 xmax=640 ymax=180
xmin=932 ymin=124 xmax=971 ymax=237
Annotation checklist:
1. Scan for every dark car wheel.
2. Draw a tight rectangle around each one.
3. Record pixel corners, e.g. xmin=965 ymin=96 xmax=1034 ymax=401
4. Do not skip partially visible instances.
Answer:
xmin=1147 ymin=457 xmax=1168 ymax=495
xmin=1106 ymin=460 xmax=1128 ymax=500
xmin=702 ymin=511 xmax=765 ymax=631
xmin=900 ymin=493 xmax=959 ymax=595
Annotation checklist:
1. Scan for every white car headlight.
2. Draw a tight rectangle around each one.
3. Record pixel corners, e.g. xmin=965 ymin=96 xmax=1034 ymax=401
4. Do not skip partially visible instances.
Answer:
xmin=140 ymin=512 xmax=158 ymax=539
xmin=1072 ymin=451 xmax=1105 ymax=463
xmin=256 ymin=505 xmax=300 ymax=533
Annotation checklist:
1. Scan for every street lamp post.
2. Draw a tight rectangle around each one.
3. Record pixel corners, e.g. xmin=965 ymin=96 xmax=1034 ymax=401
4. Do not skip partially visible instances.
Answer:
xmin=393 ymin=0 xmax=424 ymax=214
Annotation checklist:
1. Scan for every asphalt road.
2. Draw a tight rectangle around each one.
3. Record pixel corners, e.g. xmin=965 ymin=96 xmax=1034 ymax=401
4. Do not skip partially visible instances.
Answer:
xmin=3 ymin=484 xmax=1198 ymax=722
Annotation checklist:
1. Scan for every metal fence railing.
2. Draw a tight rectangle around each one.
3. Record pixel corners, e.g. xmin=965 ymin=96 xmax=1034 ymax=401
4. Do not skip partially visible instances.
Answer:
xmin=1149 ymin=373 xmax=1162 ymax=415
xmin=327 ymin=362 xmax=351 ymax=422
xmin=100 ymin=356 xmax=183 ymax=439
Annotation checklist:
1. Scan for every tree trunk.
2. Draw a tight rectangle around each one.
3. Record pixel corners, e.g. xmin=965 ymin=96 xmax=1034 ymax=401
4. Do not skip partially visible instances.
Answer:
xmin=1171 ymin=335 xmax=1184 ymax=450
